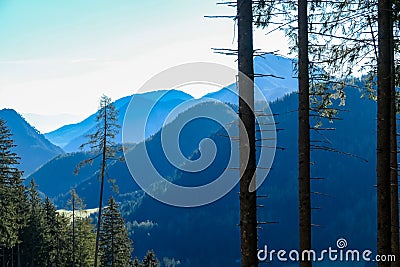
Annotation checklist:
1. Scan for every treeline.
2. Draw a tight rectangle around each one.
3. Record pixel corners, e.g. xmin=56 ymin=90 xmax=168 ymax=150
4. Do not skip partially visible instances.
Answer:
xmin=0 ymin=118 xmax=159 ymax=267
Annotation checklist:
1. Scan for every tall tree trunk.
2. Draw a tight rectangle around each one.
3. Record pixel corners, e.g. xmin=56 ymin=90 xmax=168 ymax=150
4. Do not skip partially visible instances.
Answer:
xmin=390 ymin=6 xmax=399 ymax=265
xmin=94 ymin=112 xmax=108 ymax=267
xmin=377 ymin=0 xmax=393 ymax=265
xmin=17 ymin=243 xmax=20 ymax=267
xmin=237 ymin=0 xmax=257 ymax=266
xmin=111 ymin=216 xmax=114 ymax=267
xmin=298 ymin=0 xmax=312 ymax=266
xmin=72 ymin=195 xmax=75 ymax=267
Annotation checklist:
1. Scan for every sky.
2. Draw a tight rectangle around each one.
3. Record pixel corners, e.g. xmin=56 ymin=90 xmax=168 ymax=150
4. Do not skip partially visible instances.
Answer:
xmin=0 ymin=0 xmax=289 ymax=132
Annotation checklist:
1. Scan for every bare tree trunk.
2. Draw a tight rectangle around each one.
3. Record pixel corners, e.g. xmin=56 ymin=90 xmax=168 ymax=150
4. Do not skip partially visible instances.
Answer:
xmin=237 ymin=0 xmax=257 ymax=266
xmin=111 ymin=216 xmax=114 ymax=267
xmin=94 ymin=113 xmax=108 ymax=267
xmin=72 ymin=195 xmax=76 ymax=267
xmin=390 ymin=7 xmax=399 ymax=266
xmin=377 ymin=0 xmax=393 ymax=265
xmin=390 ymin=76 xmax=399 ymax=267
xmin=17 ymin=244 xmax=20 ymax=267
xmin=298 ymin=0 xmax=312 ymax=266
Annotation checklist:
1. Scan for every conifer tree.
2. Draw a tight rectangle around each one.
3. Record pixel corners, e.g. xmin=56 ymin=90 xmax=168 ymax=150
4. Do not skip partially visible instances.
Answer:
xmin=54 ymin=213 xmax=73 ymax=267
xmin=76 ymin=95 xmax=120 ymax=266
xmin=0 ymin=118 xmax=27 ymax=266
xmin=99 ymin=196 xmax=133 ymax=267
xmin=67 ymin=190 xmax=96 ymax=267
xmin=67 ymin=189 xmax=85 ymax=267
xmin=74 ymin=217 xmax=96 ymax=267
xmin=132 ymin=257 xmax=142 ymax=267
xmin=41 ymin=197 xmax=59 ymax=266
xmin=0 ymin=119 xmax=24 ymax=250
xmin=22 ymin=179 xmax=46 ymax=267
xmin=141 ymin=250 xmax=159 ymax=267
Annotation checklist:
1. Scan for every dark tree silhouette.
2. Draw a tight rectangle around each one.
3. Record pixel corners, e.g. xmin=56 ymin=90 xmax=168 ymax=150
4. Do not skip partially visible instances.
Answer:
xmin=75 ymin=95 xmax=119 ymax=267
xmin=142 ymin=250 xmax=159 ymax=267
xmin=377 ymin=0 xmax=393 ymax=264
xmin=99 ymin=196 xmax=133 ymax=267
xmin=237 ymin=0 xmax=258 ymax=266
xmin=298 ymin=0 xmax=312 ymax=266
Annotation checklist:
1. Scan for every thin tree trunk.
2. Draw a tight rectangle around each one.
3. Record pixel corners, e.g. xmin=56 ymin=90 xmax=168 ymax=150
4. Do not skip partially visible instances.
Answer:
xmin=17 ymin=243 xmax=20 ymax=267
xmin=298 ymin=0 xmax=312 ymax=266
xmin=237 ymin=0 xmax=257 ymax=266
xmin=377 ymin=0 xmax=393 ymax=265
xmin=111 ymin=215 xmax=114 ymax=267
xmin=390 ymin=7 xmax=399 ymax=265
xmin=72 ymin=195 xmax=75 ymax=267
xmin=94 ymin=112 xmax=108 ymax=267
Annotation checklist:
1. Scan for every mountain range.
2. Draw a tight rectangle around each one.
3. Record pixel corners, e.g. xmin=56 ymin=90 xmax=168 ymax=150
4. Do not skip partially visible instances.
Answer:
xmin=0 ymin=54 xmax=378 ymax=266
xmin=0 ymin=109 xmax=64 ymax=176
xmin=45 ymin=54 xmax=297 ymax=153
xmin=26 ymin=84 xmax=378 ymax=267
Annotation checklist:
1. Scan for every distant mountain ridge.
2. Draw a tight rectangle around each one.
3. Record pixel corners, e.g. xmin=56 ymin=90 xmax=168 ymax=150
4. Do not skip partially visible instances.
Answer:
xmin=45 ymin=54 xmax=297 ymax=152
xmin=0 ymin=109 xmax=64 ymax=176
xmin=23 ymin=113 xmax=83 ymax=133
xmin=28 ymin=85 xmax=379 ymax=266
xmin=45 ymin=90 xmax=193 ymax=152
xmin=205 ymin=54 xmax=297 ymax=103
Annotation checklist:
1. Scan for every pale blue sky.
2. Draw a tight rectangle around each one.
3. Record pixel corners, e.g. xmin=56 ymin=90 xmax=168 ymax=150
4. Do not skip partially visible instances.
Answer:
xmin=0 ymin=0 xmax=288 ymax=132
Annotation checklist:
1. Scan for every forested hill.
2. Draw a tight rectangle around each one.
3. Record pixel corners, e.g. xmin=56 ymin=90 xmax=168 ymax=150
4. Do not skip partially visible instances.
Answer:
xmin=44 ymin=55 xmax=298 ymax=153
xmin=0 ymin=108 xmax=64 ymax=176
xmin=115 ymin=86 xmax=378 ymax=266
xmin=27 ymin=84 xmax=378 ymax=266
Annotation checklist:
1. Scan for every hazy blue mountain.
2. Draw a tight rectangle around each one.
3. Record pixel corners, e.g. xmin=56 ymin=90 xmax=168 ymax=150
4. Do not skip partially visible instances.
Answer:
xmin=45 ymin=55 xmax=297 ymax=153
xmin=30 ymin=84 xmax=379 ymax=266
xmin=26 ymin=151 xmax=102 ymax=198
xmin=31 ymin=100 xmax=234 ymax=208
xmin=44 ymin=95 xmax=131 ymax=149
xmin=204 ymin=54 xmax=297 ymax=103
xmin=0 ymin=109 xmax=64 ymax=176
xmin=22 ymin=113 xmax=83 ymax=133
xmin=45 ymin=90 xmax=193 ymax=152
xmin=118 ymin=86 xmax=377 ymax=267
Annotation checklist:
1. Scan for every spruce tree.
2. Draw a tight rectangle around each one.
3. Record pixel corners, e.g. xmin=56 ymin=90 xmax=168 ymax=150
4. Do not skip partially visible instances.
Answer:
xmin=76 ymin=95 xmax=120 ymax=267
xmin=74 ymin=217 xmax=96 ymax=267
xmin=142 ymin=250 xmax=159 ymax=267
xmin=41 ymin=197 xmax=59 ymax=266
xmin=0 ymin=119 xmax=24 ymax=252
xmin=39 ymin=197 xmax=72 ymax=267
xmin=54 ymin=213 xmax=73 ymax=267
xmin=68 ymin=191 xmax=96 ymax=267
xmin=132 ymin=257 xmax=142 ymax=267
xmin=99 ymin=196 xmax=133 ymax=267
xmin=0 ymin=118 xmax=28 ymax=267
xmin=67 ymin=189 xmax=85 ymax=267
xmin=22 ymin=179 xmax=46 ymax=267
